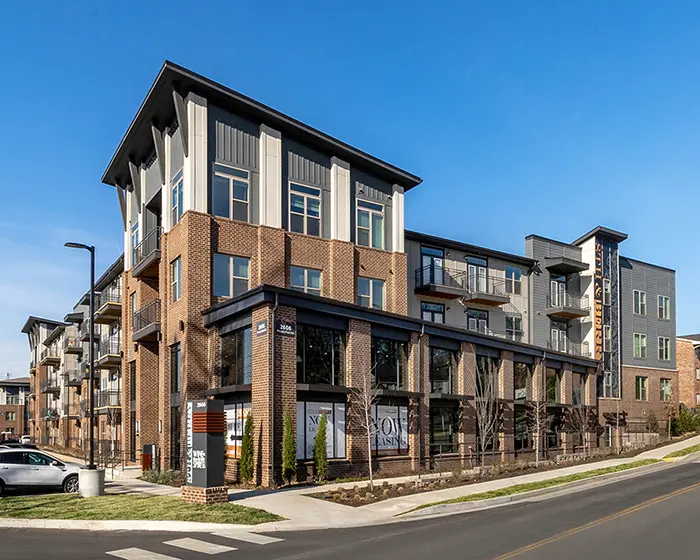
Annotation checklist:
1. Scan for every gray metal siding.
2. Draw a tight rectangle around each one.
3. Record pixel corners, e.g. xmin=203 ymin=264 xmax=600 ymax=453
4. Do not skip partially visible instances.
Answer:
xmin=144 ymin=159 xmax=161 ymax=205
xmin=282 ymin=139 xmax=332 ymax=238
xmin=350 ymin=169 xmax=393 ymax=252
xmin=208 ymin=106 xmax=260 ymax=225
xmin=170 ymin=128 xmax=184 ymax=176
xmin=620 ymin=259 xmax=676 ymax=370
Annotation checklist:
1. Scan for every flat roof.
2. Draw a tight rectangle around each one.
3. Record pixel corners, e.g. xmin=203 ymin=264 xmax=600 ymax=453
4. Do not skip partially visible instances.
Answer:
xmin=571 ymin=226 xmax=628 ymax=246
xmin=620 ymin=256 xmax=675 ymax=274
xmin=406 ymin=230 xmax=536 ymax=268
xmin=20 ymin=316 xmax=63 ymax=335
xmin=0 ymin=377 xmax=30 ymax=386
xmin=95 ymin=254 xmax=124 ymax=292
xmin=102 ymin=61 xmax=422 ymax=192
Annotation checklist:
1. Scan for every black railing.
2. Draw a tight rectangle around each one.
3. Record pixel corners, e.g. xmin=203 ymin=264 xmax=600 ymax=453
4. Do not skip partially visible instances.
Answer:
xmin=63 ymin=367 xmax=83 ymax=384
xmin=97 ymin=288 xmax=122 ymax=308
xmin=97 ymin=390 xmax=121 ymax=408
xmin=40 ymin=407 xmax=59 ymax=420
xmin=64 ymin=336 xmax=82 ymax=352
xmin=133 ymin=227 xmax=162 ymax=269
xmin=40 ymin=348 xmax=59 ymax=362
xmin=133 ymin=300 xmax=161 ymax=333
xmin=99 ymin=336 xmax=121 ymax=358
xmin=546 ymin=293 xmax=590 ymax=311
xmin=415 ymin=265 xmax=467 ymax=290
xmin=79 ymin=320 xmax=98 ymax=340
xmin=40 ymin=378 xmax=60 ymax=392
xmin=547 ymin=340 xmax=590 ymax=357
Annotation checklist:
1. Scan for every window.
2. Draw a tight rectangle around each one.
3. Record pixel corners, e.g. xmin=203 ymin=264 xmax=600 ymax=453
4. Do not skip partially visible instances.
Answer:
xmin=633 ymin=290 xmax=646 ymax=315
xmin=658 ymin=337 xmax=671 ymax=361
xmin=171 ymin=169 xmax=183 ymax=226
xmin=603 ymin=325 xmax=612 ymax=352
xmin=572 ymin=373 xmax=586 ymax=405
xmin=213 ymin=165 xmax=249 ymax=222
xmin=130 ymin=222 xmax=139 ymax=264
xmin=506 ymin=315 xmax=523 ymax=341
xmin=289 ymin=183 xmax=321 ymax=236
xmin=0 ymin=452 xmax=25 ymax=464
xmin=290 ymin=266 xmax=322 ymax=297
xmin=221 ymin=327 xmax=252 ymax=386
xmin=213 ymin=253 xmax=250 ymax=297
xmin=356 ymin=199 xmax=384 ymax=249
xmin=514 ymin=409 xmax=531 ymax=451
xmin=696 ymin=394 xmax=700 ymax=406
xmin=296 ymin=325 xmax=345 ymax=385
xmin=421 ymin=302 xmax=444 ymax=323
xmin=27 ymin=452 xmax=56 ymax=466
xmin=505 ymin=266 xmax=522 ymax=295
xmin=171 ymin=258 xmax=181 ymax=302
xmin=660 ymin=378 xmax=671 ymax=402
xmin=634 ymin=333 xmax=647 ymax=358
xmin=430 ymin=348 xmax=454 ymax=393
xmin=358 ymin=277 xmax=384 ymax=310
xmin=658 ymin=296 xmax=670 ymax=320
xmin=430 ymin=406 xmax=459 ymax=454
xmin=6 ymin=412 xmax=15 ymax=422
xmin=130 ymin=292 xmax=137 ymax=319
xmin=635 ymin=376 xmax=648 ymax=401
xmin=170 ymin=343 xmax=181 ymax=394
xmin=129 ymin=410 xmax=137 ymax=463
xmin=603 ymin=278 xmax=611 ymax=306
xmin=371 ymin=337 xmax=406 ymax=390
xmin=546 ymin=368 xmax=561 ymax=404
xmin=696 ymin=368 xmax=700 ymax=381
xmin=513 ymin=362 xmax=531 ymax=401
xmin=170 ymin=406 xmax=181 ymax=471
xmin=467 ymin=256 xmax=488 ymax=293
xmin=129 ymin=361 xmax=136 ymax=401
xmin=550 ymin=323 xmax=568 ymax=353
xmin=476 ymin=355 xmax=499 ymax=397
xmin=467 ymin=309 xmax=489 ymax=334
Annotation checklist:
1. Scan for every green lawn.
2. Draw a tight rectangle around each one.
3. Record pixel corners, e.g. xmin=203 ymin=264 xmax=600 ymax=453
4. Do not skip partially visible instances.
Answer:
xmin=0 ymin=494 xmax=283 ymax=524
xmin=664 ymin=443 xmax=700 ymax=459
xmin=408 ymin=459 xmax=660 ymax=513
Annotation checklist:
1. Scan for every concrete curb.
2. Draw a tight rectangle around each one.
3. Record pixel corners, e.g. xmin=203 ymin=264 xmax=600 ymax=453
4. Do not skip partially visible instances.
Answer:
xmin=399 ymin=460 xmax=674 ymax=519
xmin=0 ymin=518 xmax=272 ymax=533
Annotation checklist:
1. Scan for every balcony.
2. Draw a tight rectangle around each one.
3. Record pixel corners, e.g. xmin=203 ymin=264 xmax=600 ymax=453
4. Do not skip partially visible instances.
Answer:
xmin=29 ymin=360 xmax=36 ymax=374
xmin=546 ymin=293 xmax=590 ymax=319
xmin=547 ymin=339 xmax=591 ymax=358
xmin=94 ymin=289 xmax=122 ymax=324
xmin=40 ymin=378 xmax=61 ymax=394
xmin=132 ymin=300 xmax=161 ymax=343
xmin=39 ymin=348 xmax=60 ymax=367
xmin=40 ymin=407 xmax=60 ymax=421
xmin=132 ymin=227 xmax=162 ymax=278
xmin=62 ymin=367 xmax=83 ymax=386
xmin=63 ymin=336 xmax=83 ymax=355
xmin=96 ymin=336 xmax=121 ymax=368
xmin=79 ymin=319 xmax=99 ymax=341
xmin=414 ymin=266 xmax=510 ymax=306
xmin=544 ymin=256 xmax=589 ymax=275
xmin=96 ymin=390 xmax=121 ymax=411
xmin=62 ymin=403 xmax=80 ymax=418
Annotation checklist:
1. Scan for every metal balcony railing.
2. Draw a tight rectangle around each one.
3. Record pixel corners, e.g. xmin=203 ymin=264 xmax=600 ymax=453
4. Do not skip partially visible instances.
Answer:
xmin=79 ymin=320 xmax=98 ymax=340
xmin=62 ymin=367 xmax=83 ymax=385
xmin=547 ymin=339 xmax=591 ymax=357
xmin=40 ymin=407 xmax=59 ymax=421
xmin=464 ymin=274 xmax=508 ymax=297
xmin=415 ymin=265 xmax=469 ymax=291
xmin=40 ymin=378 xmax=61 ymax=392
xmin=97 ymin=390 xmax=121 ymax=408
xmin=546 ymin=293 xmax=590 ymax=311
xmin=133 ymin=300 xmax=161 ymax=333
xmin=97 ymin=288 xmax=122 ymax=308
xmin=62 ymin=403 xmax=80 ymax=417
xmin=98 ymin=336 xmax=121 ymax=358
xmin=133 ymin=227 xmax=162 ymax=269
xmin=64 ymin=336 xmax=83 ymax=352
xmin=40 ymin=347 xmax=60 ymax=362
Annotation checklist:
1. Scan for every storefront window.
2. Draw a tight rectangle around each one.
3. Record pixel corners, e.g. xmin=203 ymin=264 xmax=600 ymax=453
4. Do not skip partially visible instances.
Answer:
xmin=430 ymin=406 xmax=459 ymax=454
xmin=296 ymin=325 xmax=346 ymax=385
xmin=371 ymin=338 xmax=406 ymax=390
xmin=514 ymin=408 xmax=531 ymax=450
xmin=572 ymin=373 xmax=586 ymax=405
xmin=430 ymin=348 xmax=454 ymax=393
xmin=296 ymin=402 xmax=346 ymax=459
xmin=513 ymin=362 xmax=531 ymax=401
xmin=476 ymin=355 xmax=499 ymax=397
xmin=546 ymin=368 xmax=561 ymax=404
xmin=221 ymin=327 xmax=252 ymax=386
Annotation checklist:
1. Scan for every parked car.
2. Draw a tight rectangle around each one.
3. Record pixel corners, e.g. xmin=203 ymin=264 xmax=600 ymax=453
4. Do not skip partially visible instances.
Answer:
xmin=0 ymin=443 xmax=37 ymax=449
xmin=0 ymin=448 xmax=80 ymax=496
xmin=20 ymin=436 xmax=31 ymax=445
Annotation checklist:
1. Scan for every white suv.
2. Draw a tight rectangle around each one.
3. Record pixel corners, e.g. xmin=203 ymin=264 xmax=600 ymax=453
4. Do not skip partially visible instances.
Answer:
xmin=0 ymin=449 xmax=80 ymax=496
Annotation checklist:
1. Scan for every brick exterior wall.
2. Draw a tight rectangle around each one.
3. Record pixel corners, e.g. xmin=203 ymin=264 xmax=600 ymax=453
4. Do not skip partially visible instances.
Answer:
xmin=0 ymin=404 xmax=27 ymax=437
xmin=676 ymin=339 xmax=699 ymax=408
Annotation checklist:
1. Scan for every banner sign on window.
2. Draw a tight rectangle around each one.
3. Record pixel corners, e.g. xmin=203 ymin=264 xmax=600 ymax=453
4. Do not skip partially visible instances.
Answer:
xmin=296 ymin=401 xmax=346 ymax=460
xmin=224 ymin=402 xmax=251 ymax=458
xmin=373 ymin=405 xmax=408 ymax=455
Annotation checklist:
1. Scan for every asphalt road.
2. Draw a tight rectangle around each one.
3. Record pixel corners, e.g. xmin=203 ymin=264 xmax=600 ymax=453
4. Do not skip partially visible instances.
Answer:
xmin=2 ymin=461 xmax=700 ymax=560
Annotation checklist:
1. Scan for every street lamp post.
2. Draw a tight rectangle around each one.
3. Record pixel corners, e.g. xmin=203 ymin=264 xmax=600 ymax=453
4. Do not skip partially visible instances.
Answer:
xmin=65 ymin=242 xmax=96 ymax=471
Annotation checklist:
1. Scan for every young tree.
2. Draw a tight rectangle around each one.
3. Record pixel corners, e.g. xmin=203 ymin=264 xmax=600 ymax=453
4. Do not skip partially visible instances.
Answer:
xmin=348 ymin=365 xmax=381 ymax=491
xmin=569 ymin=404 xmax=593 ymax=457
xmin=240 ymin=413 xmax=254 ymax=483
xmin=281 ymin=409 xmax=296 ymax=485
xmin=314 ymin=413 xmax=329 ymax=482
xmin=467 ymin=357 xmax=500 ymax=466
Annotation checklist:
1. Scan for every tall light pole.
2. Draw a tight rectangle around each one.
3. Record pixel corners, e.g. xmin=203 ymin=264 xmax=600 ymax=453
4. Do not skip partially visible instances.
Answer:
xmin=65 ymin=242 xmax=96 ymax=470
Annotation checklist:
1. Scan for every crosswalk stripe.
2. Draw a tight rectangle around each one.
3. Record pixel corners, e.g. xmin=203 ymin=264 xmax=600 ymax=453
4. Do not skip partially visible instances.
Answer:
xmin=106 ymin=548 xmax=180 ymax=560
xmin=212 ymin=531 xmax=284 ymax=545
xmin=164 ymin=538 xmax=235 ymax=555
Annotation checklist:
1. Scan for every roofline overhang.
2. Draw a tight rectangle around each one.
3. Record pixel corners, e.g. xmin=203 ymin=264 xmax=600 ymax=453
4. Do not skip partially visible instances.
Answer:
xmin=42 ymin=323 xmax=68 ymax=346
xmin=20 ymin=316 xmax=64 ymax=335
xmin=102 ymin=61 xmax=422 ymax=192
xmin=571 ymin=226 xmax=628 ymax=247
xmin=94 ymin=254 xmax=125 ymax=292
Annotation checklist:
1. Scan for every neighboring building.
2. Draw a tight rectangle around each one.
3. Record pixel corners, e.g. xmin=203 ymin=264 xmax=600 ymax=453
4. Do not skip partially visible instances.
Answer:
xmin=676 ymin=335 xmax=700 ymax=409
xmin=0 ymin=376 xmax=30 ymax=438
xmin=101 ymin=61 xmax=600 ymax=484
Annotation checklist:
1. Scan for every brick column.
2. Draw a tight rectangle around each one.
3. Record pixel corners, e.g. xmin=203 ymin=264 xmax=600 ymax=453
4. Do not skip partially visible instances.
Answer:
xmin=408 ymin=332 xmax=429 ymax=471
xmin=560 ymin=364 xmax=573 ymax=454
xmin=458 ymin=342 xmax=477 ymax=467
xmin=531 ymin=357 xmax=545 ymax=459
xmin=499 ymin=351 xmax=514 ymax=462
xmin=586 ymin=366 xmax=598 ymax=450
xmin=345 ymin=320 xmax=372 ymax=469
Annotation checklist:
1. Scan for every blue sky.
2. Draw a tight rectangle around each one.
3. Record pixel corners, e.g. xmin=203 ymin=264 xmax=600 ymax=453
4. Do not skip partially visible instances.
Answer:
xmin=2 ymin=1 xmax=699 ymax=377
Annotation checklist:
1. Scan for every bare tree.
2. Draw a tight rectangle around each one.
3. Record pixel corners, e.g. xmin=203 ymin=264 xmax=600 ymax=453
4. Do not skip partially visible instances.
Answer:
xmin=569 ymin=404 xmax=593 ymax=458
xmin=348 ymin=365 xmax=381 ymax=491
xmin=466 ymin=357 xmax=500 ymax=466
xmin=526 ymin=359 xmax=547 ymax=467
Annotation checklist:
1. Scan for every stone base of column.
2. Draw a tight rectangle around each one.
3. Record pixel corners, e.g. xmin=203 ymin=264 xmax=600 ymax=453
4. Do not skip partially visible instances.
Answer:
xmin=181 ymin=485 xmax=229 ymax=505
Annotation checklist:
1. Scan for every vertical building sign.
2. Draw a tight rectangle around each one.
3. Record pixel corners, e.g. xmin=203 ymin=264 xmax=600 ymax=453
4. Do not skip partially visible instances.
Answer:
xmin=594 ymin=241 xmax=604 ymax=361
xmin=186 ymin=401 xmax=193 ymax=485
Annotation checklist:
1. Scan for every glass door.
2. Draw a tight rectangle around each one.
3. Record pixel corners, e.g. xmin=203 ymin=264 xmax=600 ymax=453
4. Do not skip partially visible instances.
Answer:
xmin=421 ymin=246 xmax=444 ymax=285
xmin=550 ymin=277 xmax=566 ymax=307
xmin=467 ymin=257 xmax=488 ymax=293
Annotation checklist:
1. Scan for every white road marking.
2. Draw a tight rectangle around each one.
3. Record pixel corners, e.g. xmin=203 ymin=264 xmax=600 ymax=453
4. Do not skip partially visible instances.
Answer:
xmin=106 ymin=548 xmax=180 ymax=560
xmin=212 ymin=531 xmax=284 ymax=545
xmin=164 ymin=537 xmax=235 ymax=555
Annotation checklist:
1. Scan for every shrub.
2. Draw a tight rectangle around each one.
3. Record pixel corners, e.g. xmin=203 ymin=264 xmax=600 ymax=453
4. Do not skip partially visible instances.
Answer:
xmin=314 ymin=413 xmax=329 ymax=482
xmin=671 ymin=407 xmax=699 ymax=436
xmin=240 ymin=413 xmax=254 ymax=483
xmin=140 ymin=469 xmax=182 ymax=486
xmin=282 ymin=409 xmax=296 ymax=485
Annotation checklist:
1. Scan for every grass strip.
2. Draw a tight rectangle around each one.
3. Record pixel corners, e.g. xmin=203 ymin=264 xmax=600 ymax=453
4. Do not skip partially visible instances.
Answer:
xmin=664 ymin=443 xmax=700 ymax=459
xmin=0 ymin=493 xmax=283 ymax=524
xmin=408 ymin=459 xmax=660 ymax=512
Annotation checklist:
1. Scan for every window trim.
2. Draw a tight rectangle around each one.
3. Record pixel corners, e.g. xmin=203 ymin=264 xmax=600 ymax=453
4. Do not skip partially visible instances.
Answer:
xmin=603 ymin=278 xmax=611 ymax=306
xmin=633 ymin=289 xmax=647 ymax=315
xmin=633 ymin=333 xmax=647 ymax=359
xmin=290 ymin=265 xmax=322 ymax=297
xmin=356 ymin=199 xmax=385 ymax=250
xmin=170 ymin=257 xmax=181 ymax=302
xmin=635 ymin=375 xmax=648 ymax=401
xmin=660 ymin=378 xmax=672 ymax=402
xmin=658 ymin=336 xmax=671 ymax=361
xmin=288 ymin=182 xmax=322 ymax=237
xmin=170 ymin=343 xmax=181 ymax=394
xmin=171 ymin=169 xmax=184 ymax=226
xmin=213 ymin=165 xmax=250 ymax=222
xmin=213 ymin=253 xmax=250 ymax=298
xmin=658 ymin=295 xmax=670 ymax=320
xmin=504 ymin=266 xmax=522 ymax=295
xmin=505 ymin=314 xmax=523 ymax=341
xmin=358 ymin=277 xmax=385 ymax=310
xmin=421 ymin=301 xmax=445 ymax=323
xmin=603 ymin=324 xmax=612 ymax=353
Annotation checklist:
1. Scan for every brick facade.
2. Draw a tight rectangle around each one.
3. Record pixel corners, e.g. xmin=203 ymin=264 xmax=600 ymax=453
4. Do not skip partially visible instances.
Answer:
xmin=676 ymin=339 xmax=699 ymax=408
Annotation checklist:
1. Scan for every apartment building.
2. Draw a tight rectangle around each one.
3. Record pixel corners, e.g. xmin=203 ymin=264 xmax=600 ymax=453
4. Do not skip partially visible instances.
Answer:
xmin=98 ymin=61 xmax=601 ymax=485
xmin=0 ymin=376 xmax=30 ymax=438
xmin=676 ymin=335 xmax=700 ymax=409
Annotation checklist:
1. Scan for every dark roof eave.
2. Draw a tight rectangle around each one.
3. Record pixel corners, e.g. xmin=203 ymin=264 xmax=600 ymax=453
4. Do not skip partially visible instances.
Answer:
xmin=42 ymin=323 xmax=68 ymax=346
xmin=20 ymin=316 xmax=64 ymax=335
xmin=571 ymin=226 xmax=628 ymax=247
xmin=102 ymin=61 xmax=422 ymax=191
xmin=94 ymin=254 xmax=125 ymax=292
